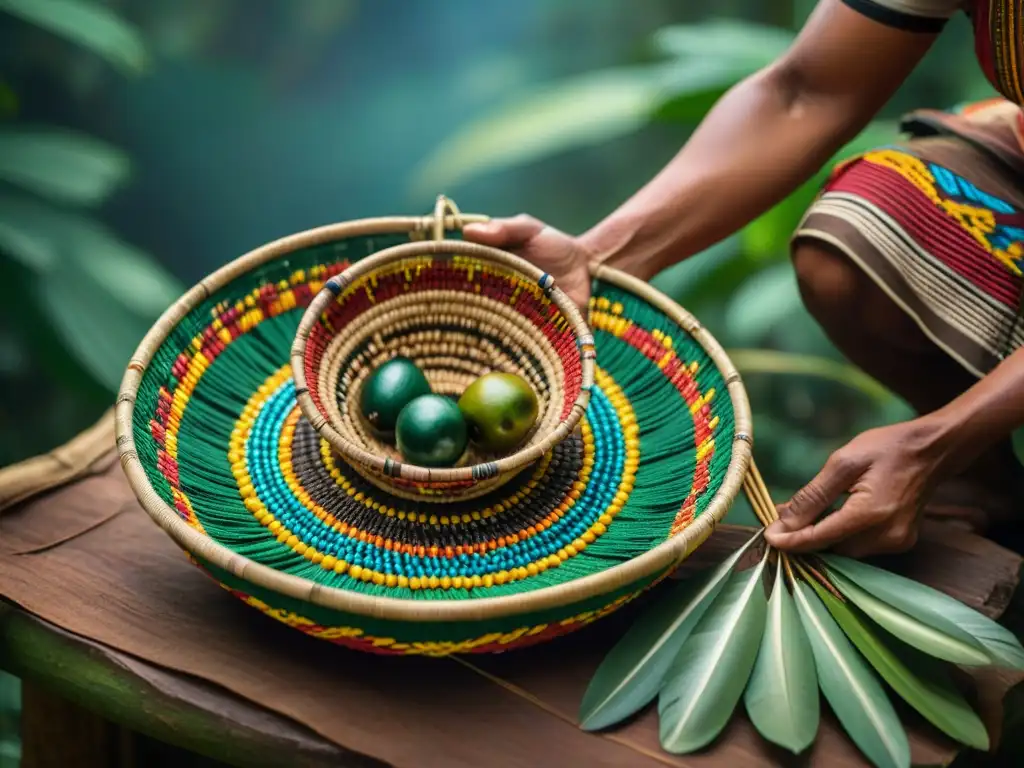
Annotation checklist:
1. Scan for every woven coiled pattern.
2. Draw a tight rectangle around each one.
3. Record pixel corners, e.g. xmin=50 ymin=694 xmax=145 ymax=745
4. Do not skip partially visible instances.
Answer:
xmin=115 ymin=211 xmax=752 ymax=657
xmin=292 ymin=240 xmax=595 ymax=501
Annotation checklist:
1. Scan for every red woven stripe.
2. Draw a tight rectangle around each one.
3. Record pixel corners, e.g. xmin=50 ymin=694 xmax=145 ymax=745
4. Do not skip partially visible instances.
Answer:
xmin=618 ymin=322 xmax=715 ymax=525
xmin=826 ymin=160 xmax=1020 ymax=306
xmin=152 ymin=262 xmax=346 ymax=496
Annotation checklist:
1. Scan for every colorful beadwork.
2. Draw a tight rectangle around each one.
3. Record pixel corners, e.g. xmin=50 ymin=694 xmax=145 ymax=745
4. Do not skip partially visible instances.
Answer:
xmin=299 ymin=253 xmax=588 ymax=500
xmin=224 ymin=585 xmax=641 ymax=656
xmin=130 ymin=232 xmax=735 ymax=653
xmin=234 ymin=366 xmax=628 ymax=589
xmin=852 ymin=149 xmax=1024 ymax=275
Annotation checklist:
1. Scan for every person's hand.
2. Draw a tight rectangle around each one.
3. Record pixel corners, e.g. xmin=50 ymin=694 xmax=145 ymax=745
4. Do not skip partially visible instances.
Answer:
xmin=764 ymin=419 xmax=947 ymax=558
xmin=463 ymin=215 xmax=593 ymax=311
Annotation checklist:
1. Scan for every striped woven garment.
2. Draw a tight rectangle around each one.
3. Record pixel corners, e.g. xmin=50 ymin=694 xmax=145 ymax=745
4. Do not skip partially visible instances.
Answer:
xmin=798 ymin=0 xmax=1024 ymax=378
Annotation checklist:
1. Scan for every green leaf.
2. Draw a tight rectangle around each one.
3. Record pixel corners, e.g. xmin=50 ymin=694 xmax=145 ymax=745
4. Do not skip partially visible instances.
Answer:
xmin=0 ymin=196 xmax=181 ymax=307
xmin=411 ymin=21 xmax=798 ymax=195
xmin=793 ymin=580 xmax=910 ymax=768
xmin=34 ymin=260 xmax=151 ymax=392
xmin=0 ymin=740 xmax=21 ymax=768
xmin=827 ymin=570 xmax=991 ymax=667
xmin=0 ymin=0 xmax=147 ymax=74
xmin=0 ymin=129 xmax=130 ymax=206
xmin=813 ymin=581 xmax=989 ymax=751
xmin=651 ymin=21 xmax=794 ymax=124
xmin=822 ymin=555 xmax=1024 ymax=670
xmin=658 ymin=550 xmax=769 ymax=754
xmin=744 ymin=560 xmax=819 ymax=753
xmin=1 ymin=204 xmax=183 ymax=393
xmin=71 ymin=224 xmax=183 ymax=316
xmin=410 ymin=66 xmax=666 ymax=196
xmin=579 ymin=531 xmax=764 ymax=731
xmin=0 ymin=196 xmax=57 ymax=272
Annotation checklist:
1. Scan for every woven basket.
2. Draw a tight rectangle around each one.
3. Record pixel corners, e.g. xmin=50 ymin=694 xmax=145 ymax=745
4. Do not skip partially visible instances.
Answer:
xmin=115 ymin=202 xmax=752 ymax=657
xmin=291 ymin=238 xmax=595 ymax=502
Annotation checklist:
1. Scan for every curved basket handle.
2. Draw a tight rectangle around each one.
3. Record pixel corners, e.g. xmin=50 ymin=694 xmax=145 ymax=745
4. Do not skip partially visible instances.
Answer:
xmin=409 ymin=194 xmax=488 ymax=241
xmin=432 ymin=195 xmax=463 ymax=241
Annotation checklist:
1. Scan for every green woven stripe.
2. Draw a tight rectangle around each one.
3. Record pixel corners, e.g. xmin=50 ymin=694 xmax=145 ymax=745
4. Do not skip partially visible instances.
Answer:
xmin=133 ymin=235 xmax=408 ymax=506
xmin=597 ymin=285 xmax=734 ymax=520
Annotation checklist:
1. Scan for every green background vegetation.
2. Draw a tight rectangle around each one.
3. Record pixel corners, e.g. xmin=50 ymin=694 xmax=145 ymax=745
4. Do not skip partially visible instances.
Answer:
xmin=0 ymin=0 xmax=994 ymax=763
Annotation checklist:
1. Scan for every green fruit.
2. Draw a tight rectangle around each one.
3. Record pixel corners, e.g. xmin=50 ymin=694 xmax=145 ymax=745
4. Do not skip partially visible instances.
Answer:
xmin=395 ymin=394 xmax=468 ymax=468
xmin=360 ymin=357 xmax=431 ymax=432
xmin=458 ymin=373 xmax=539 ymax=453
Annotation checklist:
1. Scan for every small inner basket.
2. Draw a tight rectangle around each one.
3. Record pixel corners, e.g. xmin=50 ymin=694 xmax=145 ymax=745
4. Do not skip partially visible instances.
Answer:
xmin=293 ymin=240 xmax=595 ymax=502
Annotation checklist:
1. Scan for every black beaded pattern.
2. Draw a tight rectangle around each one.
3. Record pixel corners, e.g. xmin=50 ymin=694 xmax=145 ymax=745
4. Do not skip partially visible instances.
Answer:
xmin=289 ymin=418 xmax=584 ymax=549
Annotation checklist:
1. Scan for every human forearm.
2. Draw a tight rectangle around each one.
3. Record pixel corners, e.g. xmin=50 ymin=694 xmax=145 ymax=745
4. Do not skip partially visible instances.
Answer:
xmin=917 ymin=347 xmax=1024 ymax=476
xmin=577 ymin=1 xmax=937 ymax=281
xmin=579 ymin=68 xmax=860 ymax=279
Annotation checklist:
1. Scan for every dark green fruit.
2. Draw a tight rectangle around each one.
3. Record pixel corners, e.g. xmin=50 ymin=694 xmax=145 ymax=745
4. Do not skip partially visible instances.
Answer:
xmin=359 ymin=357 xmax=431 ymax=432
xmin=458 ymin=372 xmax=539 ymax=453
xmin=395 ymin=394 xmax=468 ymax=468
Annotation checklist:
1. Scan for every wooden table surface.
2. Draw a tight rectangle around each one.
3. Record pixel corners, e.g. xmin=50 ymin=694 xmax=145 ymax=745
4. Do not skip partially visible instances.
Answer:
xmin=0 ymin=604 xmax=362 ymax=768
xmin=3 ymin=415 xmax=1024 ymax=768
xmin=3 ymin=521 xmax=1024 ymax=768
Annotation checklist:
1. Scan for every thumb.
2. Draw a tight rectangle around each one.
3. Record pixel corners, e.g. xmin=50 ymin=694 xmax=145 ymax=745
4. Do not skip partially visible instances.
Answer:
xmin=765 ymin=452 xmax=861 ymax=543
xmin=767 ymin=494 xmax=873 ymax=554
xmin=463 ymin=214 xmax=545 ymax=249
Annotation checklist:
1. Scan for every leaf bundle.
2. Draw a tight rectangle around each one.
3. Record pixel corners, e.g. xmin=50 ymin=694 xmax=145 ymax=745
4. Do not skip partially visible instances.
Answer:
xmin=579 ymin=460 xmax=1024 ymax=768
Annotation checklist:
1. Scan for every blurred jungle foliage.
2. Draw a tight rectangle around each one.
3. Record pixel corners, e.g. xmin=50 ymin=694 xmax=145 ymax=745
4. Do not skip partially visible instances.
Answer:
xmin=0 ymin=1 xmax=995 ymax=761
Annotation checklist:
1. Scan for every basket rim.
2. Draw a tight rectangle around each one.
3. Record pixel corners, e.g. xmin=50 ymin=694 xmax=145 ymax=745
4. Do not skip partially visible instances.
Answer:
xmin=114 ymin=214 xmax=753 ymax=624
xmin=289 ymin=238 xmax=596 ymax=484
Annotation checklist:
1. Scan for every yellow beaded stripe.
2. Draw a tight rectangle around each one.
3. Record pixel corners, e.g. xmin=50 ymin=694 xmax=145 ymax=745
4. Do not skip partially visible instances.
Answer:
xmin=231 ymin=366 xmax=640 ymax=591
xmin=173 ymin=488 xmax=204 ymax=532
xmin=156 ymin=266 xmax=338 ymax=531
xmin=861 ymin=149 xmax=1024 ymax=275
xmin=228 ymin=587 xmax=638 ymax=656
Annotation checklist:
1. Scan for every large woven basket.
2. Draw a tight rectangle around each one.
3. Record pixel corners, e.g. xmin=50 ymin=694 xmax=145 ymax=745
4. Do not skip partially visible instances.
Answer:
xmin=115 ymin=202 xmax=752 ymax=656
xmin=291 ymin=238 xmax=594 ymax=502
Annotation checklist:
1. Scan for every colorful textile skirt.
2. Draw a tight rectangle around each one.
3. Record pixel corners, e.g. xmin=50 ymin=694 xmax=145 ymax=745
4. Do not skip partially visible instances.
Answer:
xmin=796 ymin=99 xmax=1024 ymax=378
